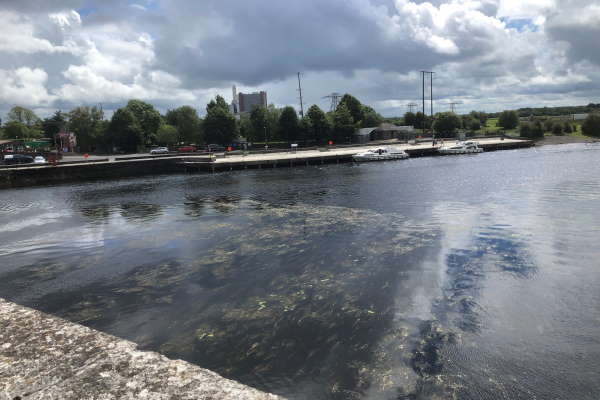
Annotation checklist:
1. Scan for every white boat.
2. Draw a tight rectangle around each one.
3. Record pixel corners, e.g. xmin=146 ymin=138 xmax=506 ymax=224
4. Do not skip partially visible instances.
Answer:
xmin=438 ymin=140 xmax=483 ymax=155
xmin=352 ymin=146 xmax=409 ymax=162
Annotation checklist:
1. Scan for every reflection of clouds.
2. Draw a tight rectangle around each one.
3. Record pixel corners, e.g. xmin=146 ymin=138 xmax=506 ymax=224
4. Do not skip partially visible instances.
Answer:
xmin=0 ymin=211 xmax=67 ymax=233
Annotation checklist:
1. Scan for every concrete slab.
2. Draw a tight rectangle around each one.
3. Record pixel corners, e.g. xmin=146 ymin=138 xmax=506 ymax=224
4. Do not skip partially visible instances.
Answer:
xmin=0 ymin=298 xmax=282 ymax=400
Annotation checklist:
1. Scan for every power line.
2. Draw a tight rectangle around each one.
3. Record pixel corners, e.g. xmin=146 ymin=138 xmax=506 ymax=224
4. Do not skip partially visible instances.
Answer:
xmin=449 ymin=101 xmax=462 ymax=113
xmin=323 ymin=92 xmax=342 ymax=112
xmin=407 ymin=103 xmax=418 ymax=113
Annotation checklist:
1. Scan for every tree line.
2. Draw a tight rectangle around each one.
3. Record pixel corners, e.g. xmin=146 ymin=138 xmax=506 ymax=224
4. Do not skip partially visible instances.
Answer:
xmin=1 ymin=94 xmax=384 ymax=153
xmin=4 ymin=98 xmax=599 ymax=151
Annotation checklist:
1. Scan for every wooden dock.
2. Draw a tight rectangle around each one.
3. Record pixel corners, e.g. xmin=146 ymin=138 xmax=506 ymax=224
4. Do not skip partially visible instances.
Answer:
xmin=179 ymin=137 xmax=534 ymax=173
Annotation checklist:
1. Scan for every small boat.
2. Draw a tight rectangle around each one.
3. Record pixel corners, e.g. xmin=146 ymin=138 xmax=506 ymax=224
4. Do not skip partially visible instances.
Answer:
xmin=438 ymin=141 xmax=483 ymax=155
xmin=352 ymin=146 xmax=409 ymax=162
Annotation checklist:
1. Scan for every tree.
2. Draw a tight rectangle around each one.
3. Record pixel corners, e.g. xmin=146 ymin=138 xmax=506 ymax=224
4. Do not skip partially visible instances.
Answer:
xmin=165 ymin=106 xmax=202 ymax=144
xmin=238 ymin=114 xmax=254 ymax=142
xmin=7 ymin=106 xmax=39 ymax=127
xmin=519 ymin=122 xmax=531 ymax=138
xmin=414 ymin=112 xmax=427 ymax=130
xmin=265 ymin=105 xmax=281 ymax=142
xmin=498 ymin=110 xmax=519 ymax=129
xmin=298 ymin=116 xmax=312 ymax=144
xmin=433 ymin=112 xmax=461 ymax=137
xmin=332 ymin=103 xmax=355 ymax=143
xmin=249 ymin=106 xmax=267 ymax=142
xmin=156 ymin=124 xmax=179 ymax=146
xmin=68 ymin=106 xmax=104 ymax=152
xmin=552 ymin=123 xmax=563 ymax=135
xmin=278 ymin=106 xmax=299 ymax=143
xmin=338 ymin=94 xmax=363 ymax=124
xmin=582 ymin=114 xmax=600 ymax=137
xmin=125 ymin=100 xmax=161 ymax=145
xmin=468 ymin=119 xmax=481 ymax=131
xmin=469 ymin=111 xmax=488 ymax=125
xmin=3 ymin=121 xmax=30 ymax=139
xmin=404 ymin=112 xmax=416 ymax=127
xmin=42 ymin=111 xmax=66 ymax=139
xmin=203 ymin=95 xmax=237 ymax=145
xmin=563 ymin=122 xmax=573 ymax=133
xmin=522 ymin=120 xmax=545 ymax=139
xmin=361 ymin=105 xmax=383 ymax=128
xmin=109 ymin=108 xmax=143 ymax=153
xmin=306 ymin=104 xmax=330 ymax=144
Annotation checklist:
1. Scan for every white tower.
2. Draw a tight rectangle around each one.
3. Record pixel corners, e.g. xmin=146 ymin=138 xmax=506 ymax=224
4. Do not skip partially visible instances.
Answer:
xmin=231 ymin=85 xmax=239 ymax=114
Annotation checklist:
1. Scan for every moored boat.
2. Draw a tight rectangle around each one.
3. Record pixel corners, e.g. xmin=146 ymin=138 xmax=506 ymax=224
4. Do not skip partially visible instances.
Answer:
xmin=352 ymin=147 xmax=410 ymax=162
xmin=437 ymin=141 xmax=483 ymax=155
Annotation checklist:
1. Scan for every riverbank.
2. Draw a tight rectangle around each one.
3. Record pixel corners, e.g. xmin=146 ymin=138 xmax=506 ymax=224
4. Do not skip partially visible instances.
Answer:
xmin=0 ymin=137 xmax=533 ymax=189
xmin=535 ymin=134 xmax=600 ymax=145
xmin=0 ymin=297 xmax=281 ymax=400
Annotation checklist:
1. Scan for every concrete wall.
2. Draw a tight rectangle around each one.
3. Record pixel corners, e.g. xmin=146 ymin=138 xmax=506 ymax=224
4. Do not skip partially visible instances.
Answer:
xmin=0 ymin=298 xmax=282 ymax=400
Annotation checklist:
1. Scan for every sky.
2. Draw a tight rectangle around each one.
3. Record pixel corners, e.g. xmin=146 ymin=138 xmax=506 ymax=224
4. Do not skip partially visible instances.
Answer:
xmin=0 ymin=0 xmax=599 ymax=119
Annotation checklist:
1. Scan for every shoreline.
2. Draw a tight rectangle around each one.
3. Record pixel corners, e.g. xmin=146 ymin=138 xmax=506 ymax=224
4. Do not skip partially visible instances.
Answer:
xmin=534 ymin=135 xmax=600 ymax=146
xmin=0 ymin=137 xmax=533 ymax=189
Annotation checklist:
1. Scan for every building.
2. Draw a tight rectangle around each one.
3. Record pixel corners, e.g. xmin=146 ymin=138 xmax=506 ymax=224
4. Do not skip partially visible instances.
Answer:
xmin=238 ymin=91 xmax=267 ymax=113
xmin=229 ymin=85 xmax=239 ymax=115
xmin=353 ymin=123 xmax=416 ymax=143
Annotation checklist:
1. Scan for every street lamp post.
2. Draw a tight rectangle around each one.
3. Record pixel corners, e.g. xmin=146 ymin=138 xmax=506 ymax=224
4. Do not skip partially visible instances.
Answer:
xmin=264 ymin=124 xmax=268 ymax=152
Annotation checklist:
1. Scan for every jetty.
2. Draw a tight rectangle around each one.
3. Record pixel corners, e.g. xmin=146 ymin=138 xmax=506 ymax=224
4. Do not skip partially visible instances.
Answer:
xmin=180 ymin=137 xmax=533 ymax=172
xmin=0 ymin=137 xmax=533 ymax=188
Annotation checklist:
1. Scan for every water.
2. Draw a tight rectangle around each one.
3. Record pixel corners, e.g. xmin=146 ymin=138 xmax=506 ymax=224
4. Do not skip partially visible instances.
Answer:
xmin=1 ymin=143 xmax=599 ymax=399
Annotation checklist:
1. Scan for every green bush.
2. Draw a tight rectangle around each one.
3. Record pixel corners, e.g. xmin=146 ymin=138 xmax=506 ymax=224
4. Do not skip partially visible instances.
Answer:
xmin=552 ymin=123 xmax=563 ymax=135
xmin=563 ymin=122 xmax=573 ymax=133
xmin=582 ymin=114 xmax=600 ymax=137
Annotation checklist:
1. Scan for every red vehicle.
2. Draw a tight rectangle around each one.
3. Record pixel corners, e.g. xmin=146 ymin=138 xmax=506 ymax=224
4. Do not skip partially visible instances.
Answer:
xmin=177 ymin=145 xmax=197 ymax=152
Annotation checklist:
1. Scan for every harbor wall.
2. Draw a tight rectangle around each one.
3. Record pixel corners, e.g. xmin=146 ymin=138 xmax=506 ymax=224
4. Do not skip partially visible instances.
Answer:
xmin=0 ymin=139 xmax=534 ymax=189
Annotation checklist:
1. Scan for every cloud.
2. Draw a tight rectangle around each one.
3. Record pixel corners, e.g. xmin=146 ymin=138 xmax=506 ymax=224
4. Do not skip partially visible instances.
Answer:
xmin=0 ymin=67 xmax=56 ymax=108
xmin=0 ymin=0 xmax=599 ymax=118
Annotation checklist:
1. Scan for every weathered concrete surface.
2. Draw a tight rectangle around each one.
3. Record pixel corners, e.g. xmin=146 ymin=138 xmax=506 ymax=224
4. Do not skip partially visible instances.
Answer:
xmin=0 ymin=298 xmax=283 ymax=400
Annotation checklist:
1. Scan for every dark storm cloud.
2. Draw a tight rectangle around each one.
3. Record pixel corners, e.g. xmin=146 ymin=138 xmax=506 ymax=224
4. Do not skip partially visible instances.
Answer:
xmin=150 ymin=0 xmax=458 ymax=87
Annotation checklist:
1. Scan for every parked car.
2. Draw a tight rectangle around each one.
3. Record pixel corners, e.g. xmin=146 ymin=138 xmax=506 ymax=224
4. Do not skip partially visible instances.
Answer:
xmin=177 ymin=145 xmax=197 ymax=152
xmin=206 ymin=144 xmax=226 ymax=152
xmin=33 ymin=156 xmax=47 ymax=164
xmin=3 ymin=154 xmax=34 ymax=165
xmin=150 ymin=146 xmax=169 ymax=154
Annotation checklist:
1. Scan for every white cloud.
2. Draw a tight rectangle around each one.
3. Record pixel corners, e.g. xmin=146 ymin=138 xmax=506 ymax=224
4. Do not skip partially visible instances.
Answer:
xmin=497 ymin=0 xmax=556 ymax=19
xmin=0 ymin=67 xmax=56 ymax=107
xmin=0 ymin=11 xmax=67 ymax=53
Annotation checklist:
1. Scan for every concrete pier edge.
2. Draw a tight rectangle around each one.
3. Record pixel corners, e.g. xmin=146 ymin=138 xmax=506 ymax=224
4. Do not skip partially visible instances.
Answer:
xmin=0 ymin=297 xmax=282 ymax=400
xmin=0 ymin=138 xmax=534 ymax=189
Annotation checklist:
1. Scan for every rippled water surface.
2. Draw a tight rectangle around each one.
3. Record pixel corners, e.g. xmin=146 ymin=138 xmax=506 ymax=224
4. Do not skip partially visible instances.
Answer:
xmin=1 ymin=143 xmax=600 ymax=399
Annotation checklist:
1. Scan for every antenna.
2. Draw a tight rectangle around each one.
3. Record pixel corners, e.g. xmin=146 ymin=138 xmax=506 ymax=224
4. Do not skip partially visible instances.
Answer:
xmin=297 ymin=72 xmax=304 ymax=118
xmin=323 ymin=92 xmax=342 ymax=112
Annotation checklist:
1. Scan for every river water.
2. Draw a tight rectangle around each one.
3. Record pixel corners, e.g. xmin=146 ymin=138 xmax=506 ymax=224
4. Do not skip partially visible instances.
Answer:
xmin=1 ymin=143 xmax=599 ymax=399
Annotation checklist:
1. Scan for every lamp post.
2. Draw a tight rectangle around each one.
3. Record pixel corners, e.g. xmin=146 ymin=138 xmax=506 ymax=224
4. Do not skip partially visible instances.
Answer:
xmin=264 ymin=124 xmax=268 ymax=152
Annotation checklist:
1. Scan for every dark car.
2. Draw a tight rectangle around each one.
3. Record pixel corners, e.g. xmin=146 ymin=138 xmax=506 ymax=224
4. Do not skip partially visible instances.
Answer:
xmin=3 ymin=154 xmax=34 ymax=165
xmin=177 ymin=145 xmax=197 ymax=152
xmin=206 ymin=144 xmax=226 ymax=152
